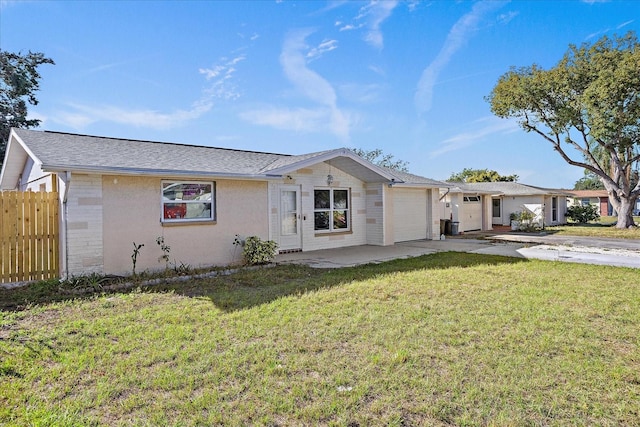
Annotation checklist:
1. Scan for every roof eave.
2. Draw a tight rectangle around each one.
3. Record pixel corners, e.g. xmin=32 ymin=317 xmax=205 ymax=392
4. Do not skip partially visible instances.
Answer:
xmin=41 ymin=164 xmax=280 ymax=181
xmin=392 ymin=182 xmax=446 ymax=189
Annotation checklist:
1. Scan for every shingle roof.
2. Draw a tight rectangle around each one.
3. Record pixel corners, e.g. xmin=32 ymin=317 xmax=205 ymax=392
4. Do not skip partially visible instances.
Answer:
xmin=9 ymin=129 xmax=444 ymax=187
xmin=386 ymin=169 xmax=448 ymax=187
xmin=14 ymin=129 xmax=287 ymax=177
xmin=447 ymin=181 xmax=570 ymax=196
xmin=565 ymin=190 xmax=609 ymax=198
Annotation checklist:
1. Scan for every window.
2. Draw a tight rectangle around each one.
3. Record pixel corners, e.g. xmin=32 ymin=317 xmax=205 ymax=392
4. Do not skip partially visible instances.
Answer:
xmin=464 ymin=196 xmax=480 ymax=202
xmin=552 ymin=196 xmax=558 ymax=222
xmin=314 ymin=188 xmax=349 ymax=232
xmin=161 ymin=181 xmax=214 ymax=223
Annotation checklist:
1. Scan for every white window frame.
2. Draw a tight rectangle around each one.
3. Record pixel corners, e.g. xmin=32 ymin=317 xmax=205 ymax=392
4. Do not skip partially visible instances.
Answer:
xmin=313 ymin=187 xmax=351 ymax=233
xmin=161 ymin=180 xmax=215 ymax=223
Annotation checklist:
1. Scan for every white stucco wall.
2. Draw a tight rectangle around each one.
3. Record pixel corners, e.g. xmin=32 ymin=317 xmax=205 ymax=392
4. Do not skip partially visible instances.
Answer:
xmin=497 ymin=195 xmax=567 ymax=226
xmin=65 ymin=174 xmax=104 ymax=276
xmin=269 ymin=163 xmax=369 ymax=252
xmin=101 ymin=175 xmax=269 ymax=276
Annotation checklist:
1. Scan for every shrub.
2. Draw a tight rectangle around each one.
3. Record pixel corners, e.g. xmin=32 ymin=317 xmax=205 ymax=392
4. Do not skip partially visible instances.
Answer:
xmin=235 ymin=235 xmax=278 ymax=265
xmin=566 ymin=204 xmax=600 ymax=223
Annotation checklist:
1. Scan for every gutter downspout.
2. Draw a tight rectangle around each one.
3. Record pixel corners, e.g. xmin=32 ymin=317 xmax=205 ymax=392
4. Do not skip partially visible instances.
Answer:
xmin=439 ymin=187 xmax=450 ymax=201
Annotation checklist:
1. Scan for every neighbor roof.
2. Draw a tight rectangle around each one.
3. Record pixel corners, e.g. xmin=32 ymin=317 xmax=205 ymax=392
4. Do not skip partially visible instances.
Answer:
xmin=565 ymin=190 xmax=609 ymax=198
xmin=2 ymin=129 xmax=445 ymax=188
xmin=448 ymin=181 xmax=570 ymax=196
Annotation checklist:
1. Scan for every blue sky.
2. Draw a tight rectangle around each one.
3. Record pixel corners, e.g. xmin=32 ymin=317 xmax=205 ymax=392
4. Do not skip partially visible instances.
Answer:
xmin=1 ymin=0 xmax=638 ymax=188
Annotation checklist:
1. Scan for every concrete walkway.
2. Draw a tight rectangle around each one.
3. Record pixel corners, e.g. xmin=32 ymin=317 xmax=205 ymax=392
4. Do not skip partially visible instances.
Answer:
xmin=276 ymin=233 xmax=640 ymax=269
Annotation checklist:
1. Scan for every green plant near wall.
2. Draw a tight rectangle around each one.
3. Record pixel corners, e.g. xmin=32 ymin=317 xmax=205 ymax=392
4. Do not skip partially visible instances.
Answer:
xmin=156 ymin=236 xmax=171 ymax=269
xmin=131 ymin=242 xmax=144 ymax=275
xmin=233 ymin=235 xmax=278 ymax=265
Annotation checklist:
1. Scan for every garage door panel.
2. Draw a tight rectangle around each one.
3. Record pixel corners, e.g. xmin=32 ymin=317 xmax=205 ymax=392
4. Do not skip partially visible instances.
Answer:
xmin=463 ymin=196 xmax=482 ymax=231
xmin=393 ymin=189 xmax=428 ymax=242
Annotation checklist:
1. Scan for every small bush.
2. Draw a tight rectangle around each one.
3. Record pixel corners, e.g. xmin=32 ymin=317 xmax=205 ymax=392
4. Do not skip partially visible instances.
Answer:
xmin=236 ymin=236 xmax=278 ymax=265
xmin=567 ymin=204 xmax=600 ymax=223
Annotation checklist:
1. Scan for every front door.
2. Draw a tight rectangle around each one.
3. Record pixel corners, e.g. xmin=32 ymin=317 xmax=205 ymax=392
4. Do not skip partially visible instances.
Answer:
xmin=278 ymin=185 xmax=302 ymax=251
xmin=492 ymin=198 xmax=502 ymax=225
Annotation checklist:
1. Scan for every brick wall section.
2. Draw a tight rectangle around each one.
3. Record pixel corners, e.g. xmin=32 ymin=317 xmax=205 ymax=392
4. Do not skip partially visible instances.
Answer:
xmin=66 ymin=174 xmax=104 ymax=275
xmin=365 ymin=183 xmax=385 ymax=245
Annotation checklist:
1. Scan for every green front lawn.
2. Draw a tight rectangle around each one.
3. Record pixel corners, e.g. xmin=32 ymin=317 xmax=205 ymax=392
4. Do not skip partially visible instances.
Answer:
xmin=547 ymin=222 xmax=640 ymax=239
xmin=2 ymin=253 xmax=639 ymax=426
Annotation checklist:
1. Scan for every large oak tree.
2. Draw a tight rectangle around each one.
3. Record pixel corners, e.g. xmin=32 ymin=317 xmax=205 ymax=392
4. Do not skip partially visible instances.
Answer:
xmin=487 ymin=32 xmax=639 ymax=228
xmin=0 ymin=50 xmax=55 ymax=167
xmin=448 ymin=167 xmax=518 ymax=183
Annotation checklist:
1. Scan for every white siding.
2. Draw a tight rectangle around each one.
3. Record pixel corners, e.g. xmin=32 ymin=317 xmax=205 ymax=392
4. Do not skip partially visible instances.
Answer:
xmin=65 ymin=174 xmax=104 ymax=276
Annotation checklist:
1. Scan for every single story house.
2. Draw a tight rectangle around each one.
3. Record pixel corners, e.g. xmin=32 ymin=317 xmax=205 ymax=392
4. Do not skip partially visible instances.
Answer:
xmin=440 ymin=182 xmax=495 ymax=233
xmin=565 ymin=190 xmax=612 ymax=216
xmin=446 ymin=182 xmax=569 ymax=228
xmin=0 ymin=129 xmax=448 ymax=278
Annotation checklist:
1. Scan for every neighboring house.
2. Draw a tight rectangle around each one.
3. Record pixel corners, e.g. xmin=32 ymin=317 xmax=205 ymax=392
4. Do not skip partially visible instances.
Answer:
xmin=565 ymin=190 xmax=612 ymax=216
xmin=448 ymin=182 xmax=569 ymax=227
xmin=440 ymin=182 xmax=495 ymax=233
xmin=0 ymin=129 xmax=447 ymax=278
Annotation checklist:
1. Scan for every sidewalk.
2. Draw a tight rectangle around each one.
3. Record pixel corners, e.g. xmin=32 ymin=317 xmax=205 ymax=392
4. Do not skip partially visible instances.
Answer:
xmin=276 ymin=233 xmax=640 ymax=269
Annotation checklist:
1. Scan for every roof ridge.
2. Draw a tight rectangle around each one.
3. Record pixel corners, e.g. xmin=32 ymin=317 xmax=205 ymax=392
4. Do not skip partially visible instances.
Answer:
xmin=38 ymin=130 xmax=291 ymax=157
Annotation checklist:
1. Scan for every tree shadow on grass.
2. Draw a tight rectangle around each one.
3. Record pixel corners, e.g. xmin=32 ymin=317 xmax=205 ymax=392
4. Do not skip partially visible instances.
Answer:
xmin=0 ymin=252 xmax=529 ymax=313
xmin=138 ymin=252 xmax=529 ymax=312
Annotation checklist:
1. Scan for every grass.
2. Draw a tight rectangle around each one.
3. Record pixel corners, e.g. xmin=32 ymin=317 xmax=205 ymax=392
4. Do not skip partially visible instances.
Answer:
xmin=1 ymin=252 xmax=639 ymax=426
xmin=546 ymin=219 xmax=640 ymax=239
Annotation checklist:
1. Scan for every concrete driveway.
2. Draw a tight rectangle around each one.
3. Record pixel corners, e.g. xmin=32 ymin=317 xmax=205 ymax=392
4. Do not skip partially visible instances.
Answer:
xmin=276 ymin=234 xmax=640 ymax=269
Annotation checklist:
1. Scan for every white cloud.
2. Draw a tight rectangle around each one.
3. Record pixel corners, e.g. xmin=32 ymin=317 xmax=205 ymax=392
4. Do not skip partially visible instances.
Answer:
xmin=240 ymin=107 xmax=330 ymax=132
xmin=429 ymin=117 xmax=519 ymax=158
xmin=337 ymin=0 xmax=398 ymax=48
xmin=307 ymin=39 xmax=338 ymax=61
xmin=266 ymin=28 xmax=350 ymax=140
xmin=617 ymin=19 xmax=635 ymax=29
xmin=415 ymin=1 xmax=507 ymax=115
xmin=497 ymin=11 xmax=519 ymax=25
xmin=339 ymin=83 xmax=382 ymax=104
xmin=585 ymin=20 xmax=634 ymax=41
xmin=54 ymin=100 xmax=212 ymax=130
xmin=239 ymin=29 xmax=350 ymax=140
xmin=199 ymin=54 xmax=245 ymax=100
xmin=361 ymin=1 xmax=398 ymax=49
xmin=338 ymin=23 xmax=359 ymax=31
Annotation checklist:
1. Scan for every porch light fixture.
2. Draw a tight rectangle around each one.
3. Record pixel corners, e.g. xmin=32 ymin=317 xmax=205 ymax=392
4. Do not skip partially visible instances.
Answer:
xmin=327 ymin=174 xmax=334 ymax=186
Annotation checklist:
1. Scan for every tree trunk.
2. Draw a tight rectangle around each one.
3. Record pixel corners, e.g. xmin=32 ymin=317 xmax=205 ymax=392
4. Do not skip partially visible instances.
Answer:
xmin=610 ymin=195 xmax=637 ymax=228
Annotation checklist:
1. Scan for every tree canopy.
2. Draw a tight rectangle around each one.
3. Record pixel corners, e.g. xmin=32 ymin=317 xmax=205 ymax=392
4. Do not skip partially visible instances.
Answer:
xmin=0 ymin=50 xmax=55 ymax=166
xmin=574 ymin=170 xmax=605 ymax=191
xmin=448 ymin=167 xmax=518 ymax=183
xmin=350 ymin=148 xmax=409 ymax=172
xmin=487 ymin=31 xmax=640 ymax=228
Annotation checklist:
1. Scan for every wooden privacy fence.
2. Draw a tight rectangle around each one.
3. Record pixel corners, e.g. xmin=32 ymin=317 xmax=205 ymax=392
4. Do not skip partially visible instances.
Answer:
xmin=1 ymin=191 xmax=59 ymax=284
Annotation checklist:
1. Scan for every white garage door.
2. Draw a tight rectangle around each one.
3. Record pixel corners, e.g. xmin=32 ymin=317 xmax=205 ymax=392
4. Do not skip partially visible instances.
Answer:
xmin=463 ymin=196 xmax=482 ymax=231
xmin=393 ymin=189 xmax=428 ymax=242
